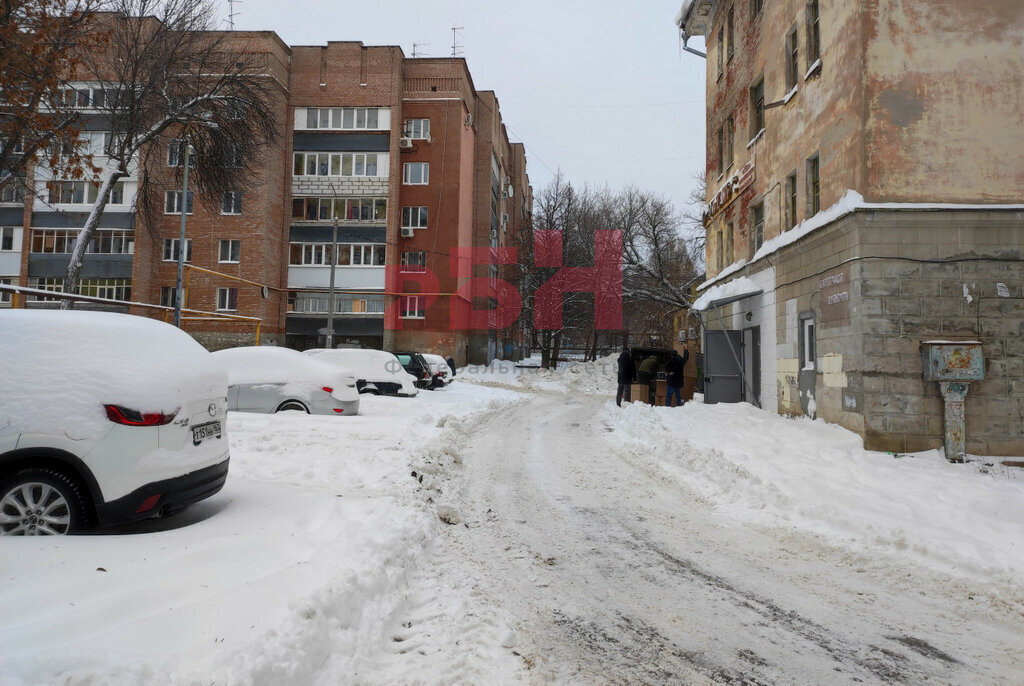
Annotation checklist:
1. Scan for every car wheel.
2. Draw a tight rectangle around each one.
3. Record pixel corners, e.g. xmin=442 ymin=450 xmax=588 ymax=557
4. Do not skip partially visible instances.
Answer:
xmin=0 ymin=468 xmax=91 ymax=536
xmin=275 ymin=400 xmax=309 ymax=413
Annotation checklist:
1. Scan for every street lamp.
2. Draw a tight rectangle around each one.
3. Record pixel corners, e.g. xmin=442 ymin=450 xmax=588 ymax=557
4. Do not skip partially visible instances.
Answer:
xmin=173 ymin=143 xmax=193 ymax=328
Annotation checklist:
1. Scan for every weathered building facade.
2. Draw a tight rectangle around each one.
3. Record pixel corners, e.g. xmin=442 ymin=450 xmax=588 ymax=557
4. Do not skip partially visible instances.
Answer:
xmin=678 ymin=0 xmax=1024 ymax=456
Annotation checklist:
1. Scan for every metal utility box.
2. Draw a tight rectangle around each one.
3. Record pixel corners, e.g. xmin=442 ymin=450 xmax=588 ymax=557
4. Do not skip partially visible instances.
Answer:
xmin=921 ymin=341 xmax=985 ymax=382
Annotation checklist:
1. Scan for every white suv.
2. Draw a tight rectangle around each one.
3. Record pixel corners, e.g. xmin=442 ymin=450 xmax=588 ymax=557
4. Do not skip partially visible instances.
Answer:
xmin=0 ymin=310 xmax=230 ymax=535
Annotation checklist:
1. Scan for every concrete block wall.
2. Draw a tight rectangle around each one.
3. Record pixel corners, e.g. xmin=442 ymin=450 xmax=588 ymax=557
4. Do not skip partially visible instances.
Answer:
xmin=771 ymin=208 xmax=1024 ymax=456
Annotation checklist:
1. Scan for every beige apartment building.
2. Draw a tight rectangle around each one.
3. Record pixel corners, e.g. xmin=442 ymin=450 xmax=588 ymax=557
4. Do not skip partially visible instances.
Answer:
xmin=677 ymin=0 xmax=1024 ymax=455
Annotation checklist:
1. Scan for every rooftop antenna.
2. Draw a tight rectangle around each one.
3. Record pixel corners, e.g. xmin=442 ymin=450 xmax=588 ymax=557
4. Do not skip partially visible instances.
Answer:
xmin=412 ymin=42 xmax=430 ymax=58
xmin=227 ymin=0 xmax=241 ymax=30
xmin=451 ymin=24 xmax=464 ymax=57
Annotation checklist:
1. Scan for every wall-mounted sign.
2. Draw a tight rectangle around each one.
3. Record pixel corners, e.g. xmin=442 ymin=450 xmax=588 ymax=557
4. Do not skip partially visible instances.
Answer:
xmin=706 ymin=153 xmax=756 ymax=221
xmin=818 ymin=267 xmax=850 ymax=328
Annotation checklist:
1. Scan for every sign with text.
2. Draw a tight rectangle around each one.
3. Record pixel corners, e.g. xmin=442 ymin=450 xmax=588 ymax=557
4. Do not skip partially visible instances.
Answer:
xmin=818 ymin=267 xmax=851 ymax=328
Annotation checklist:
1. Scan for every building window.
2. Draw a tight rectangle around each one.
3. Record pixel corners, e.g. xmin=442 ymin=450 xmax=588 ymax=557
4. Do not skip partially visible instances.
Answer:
xmin=289 ymin=243 xmax=330 ymax=266
xmin=786 ymin=171 xmax=798 ymax=228
xmin=400 ymin=295 xmax=425 ymax=319
xmin=300 ymin=107 xmax=383 ymax=131
xmin=751 ymin=0 xmax=763 ymax=17
xmin=47 ymin=180 xmax=124 ymax=206
xmin=28 ymin=277 xmax=130 ymax=301
xmin=727 ymin=8 xmax=735 ymax=61
xmin=0 ymin=227 xmax=14 ymax=251
xmin=724 ymin=115 xmax=734 ymax=171
xmin=31 ymin=229 xmax=132 ymax=254
xmin=716 ymin=28 xmax=724 ymax=78
xmin=752 ymin=203 xmax=764 ymax=253
xmin=0 ymin=178 xmax=26 ymax=203
xmin=807 ymin=153 xmax=820 ymax=216
xmin=217 ymin=287 xmax=238 ymax=311
xmin=801 ymin=315 xmax=816 ymax=370
xmin=401 ymin=206 xmax=429 ymax=229
xmin=405 ymin=119 xmax=430 ymax=140
xmin=806 ymin=0 xmax=821 ymax=66
xmin=219 ymin=239 xmax=240 ymax=263
xmin=401 ymin=251 xmax=426 ymax=273
xmin=350 ymin=244 xmax=386 ymax=266
xmin=0 ymin=277 xmax=12 ymax=305
xmin=167 ymin=140 xmax=194 ymax=168
xmin=750 ymin=78 xmax=765 ymax=140
xmin=160 ymin=286 xmax=177 ymax=308
xmin=162 ymin=238 xmax=192 ymax=262
xmin=227 ymin=144 xmax=243 ymax=168
xmin=715 ymin=230 xmax=724 ymax=272
xmin=716 ymin=127 xmax=724 ymax=177
xmin=221 ymin=191 xmax=242 ymax=215
xmin=403 ymin=162 xmax=429 ymax=185
xmin=785 ymin=25 xmax=799 ymax=91
xmin=292 ymin=152 xmax=385 ymax=177
xmin=725 ymin=222 xmax=734 ymax=266
xmin=291 ymin=197 xmax=386 ymax=222
xmin=164 ymin=190 xmax=194 ymax=214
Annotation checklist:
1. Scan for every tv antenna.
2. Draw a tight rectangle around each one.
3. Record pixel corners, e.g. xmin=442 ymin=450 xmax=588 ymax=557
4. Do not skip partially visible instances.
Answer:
xmin=412 ymin=42 xmax=430 ymax=58
xmin=227 ymin=0 xmax=241 ymax=30
xmin=451 ymin=24 xmax=464 ymax=57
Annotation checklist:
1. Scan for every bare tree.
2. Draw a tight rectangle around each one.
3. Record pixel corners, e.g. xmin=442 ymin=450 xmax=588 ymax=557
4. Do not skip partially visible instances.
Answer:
xmin=56 ymin=0 xmax=278 ymax=306
xmin=0 ymin=0 xmax=108 ymax=193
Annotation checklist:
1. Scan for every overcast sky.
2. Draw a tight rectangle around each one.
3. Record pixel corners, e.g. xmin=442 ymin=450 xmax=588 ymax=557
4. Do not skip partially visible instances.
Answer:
xmin=227 ymin=0 xmax=708 ymax=214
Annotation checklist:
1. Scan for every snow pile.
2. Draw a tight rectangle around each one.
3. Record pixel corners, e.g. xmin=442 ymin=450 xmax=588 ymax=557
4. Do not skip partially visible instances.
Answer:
xmin=460 ymin=355 xmax=622 ymax=395
xmin=0 ymin=384 xmax=524 ymax=686
xmin=0 ymin=310 xmax=225 ymax=439
xmin=602 ymin=400 xmax=1024 ymax=587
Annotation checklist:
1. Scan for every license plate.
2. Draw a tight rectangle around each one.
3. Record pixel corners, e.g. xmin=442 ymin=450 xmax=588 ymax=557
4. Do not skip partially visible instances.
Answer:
xmin=192 ymin=421 xmax=222 ymax=446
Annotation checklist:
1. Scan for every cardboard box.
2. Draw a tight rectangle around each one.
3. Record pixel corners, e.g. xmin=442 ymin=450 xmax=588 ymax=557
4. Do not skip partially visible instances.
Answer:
xmin=682 ymin=376 xmax=697 ymax=401
xmin=630 ymin=384 xmax=649 ymax=404
xmin=656 ymin=379 xmax=668 ymax=396
xmin=655 ymin=395 xmax=666 ymax=407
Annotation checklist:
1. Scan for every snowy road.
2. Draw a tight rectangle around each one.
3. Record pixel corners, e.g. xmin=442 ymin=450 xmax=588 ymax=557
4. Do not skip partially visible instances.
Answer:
xmin=432 ymin=392 xmax=1022 ymax=685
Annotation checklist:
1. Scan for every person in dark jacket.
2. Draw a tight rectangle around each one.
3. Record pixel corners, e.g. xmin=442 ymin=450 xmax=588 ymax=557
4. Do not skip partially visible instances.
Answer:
xmin=636 ymin=355 xmax=659 ymax=404
xmin=615 ymin=348 xmax=636 ymax=406
xmin=665 ymin=350 xmax=685 ymax=407
xmin=446 ymin=356 xmax=456 ymax=377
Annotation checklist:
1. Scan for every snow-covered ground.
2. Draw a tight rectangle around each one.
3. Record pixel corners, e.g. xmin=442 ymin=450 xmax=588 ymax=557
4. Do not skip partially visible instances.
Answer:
xmin=0 ymin=385 xmax=525 ymax=686
xmin=2 ymin=355 xmax=1022 ymax=684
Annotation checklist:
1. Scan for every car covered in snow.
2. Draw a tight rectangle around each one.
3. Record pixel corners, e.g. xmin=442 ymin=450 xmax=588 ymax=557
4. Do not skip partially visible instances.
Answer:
xmin=0 ymin=310 xmax=230 ymax=535
xmin=422 ymin=353 xmax=454 ymax=388
xmin=304 ymin=348 xmax=419 ymax=397
xmin=211 ymin=346 xmax=359 ymax=415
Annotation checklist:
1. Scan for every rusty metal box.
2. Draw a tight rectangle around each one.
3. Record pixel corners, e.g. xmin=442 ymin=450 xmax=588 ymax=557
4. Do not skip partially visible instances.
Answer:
xmin=921 ymin=341 xmax=985 ymax=382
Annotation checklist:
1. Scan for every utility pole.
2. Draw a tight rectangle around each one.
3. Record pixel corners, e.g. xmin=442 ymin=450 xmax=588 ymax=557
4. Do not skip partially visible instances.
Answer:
xmin=324 ymin=185 xmax=339 ymax=349
xmin=173 ymin=143 xmax=193 ymax=328
xmin=412 ymin=42 xmax=429 ymax=58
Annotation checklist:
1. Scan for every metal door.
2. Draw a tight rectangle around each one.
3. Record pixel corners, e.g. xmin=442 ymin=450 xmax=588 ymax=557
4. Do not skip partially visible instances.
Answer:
xmin=703 ymin=330 xmax=743 ymax=404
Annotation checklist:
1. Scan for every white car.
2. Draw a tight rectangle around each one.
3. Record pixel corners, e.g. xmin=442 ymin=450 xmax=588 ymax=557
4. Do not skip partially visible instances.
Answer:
xmin=304 ymin=348 xmax=419 ymax=397
xmin=212 ymin=346 xmax=360 ymax=415
xmin=0 ymin=310 xmax=230 ymax=535
xmin=422 ymin=353 xmax=454 ymax=387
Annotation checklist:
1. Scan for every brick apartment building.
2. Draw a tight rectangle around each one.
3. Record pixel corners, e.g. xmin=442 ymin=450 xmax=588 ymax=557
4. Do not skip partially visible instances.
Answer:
xmin=0 ymin=29 xmax=531 ymax=367
xmin=677 ymin=0 xmax=1024 ymax=455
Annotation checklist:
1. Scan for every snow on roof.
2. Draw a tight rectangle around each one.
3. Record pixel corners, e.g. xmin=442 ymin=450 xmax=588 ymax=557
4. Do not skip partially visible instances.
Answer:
xmin=698 ymin=190 xmax=1024 ymax=292
xmin=0 ymin=310 xmax=226 ymax=439
xmin=675 ymin=0 xmax=696 ymax=27
xmin=692 ymin=276 xmax=761 ymax=311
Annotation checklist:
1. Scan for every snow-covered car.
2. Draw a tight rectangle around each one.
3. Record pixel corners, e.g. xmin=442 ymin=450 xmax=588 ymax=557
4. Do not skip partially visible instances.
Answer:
xmin=304 ymin=348 xmax=419 ymax=397
xmin=0 ymin=310 xmax=230 ymax=535
xmin=422 ymin=353 xmax=454 ymax=388
xmin=211 ymin=346 xmax=359 ymax=415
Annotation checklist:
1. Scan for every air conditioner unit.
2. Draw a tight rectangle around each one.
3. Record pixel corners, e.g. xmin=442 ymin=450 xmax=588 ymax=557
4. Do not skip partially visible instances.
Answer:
xmin=489 ymin=229 xmax=498 ymax=240
xmin=501 ymin=213 xmax=509 ymax=227
xmin=678 ymin=330 xmax=686 ymax=343
xmin=399 ymin=137 xmax=414 ymax=149
xmin=504 ymin=175 xmax=511 ymax=187
xmin=464 ymin=112 xmax=473 ymax=126
xmin=400 ymin=227 xmax=415 ymax=238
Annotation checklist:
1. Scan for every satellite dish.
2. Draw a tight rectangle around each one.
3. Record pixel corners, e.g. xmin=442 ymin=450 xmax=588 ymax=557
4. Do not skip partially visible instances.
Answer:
xmin=506 ymin=186 xmax=514 ymax=198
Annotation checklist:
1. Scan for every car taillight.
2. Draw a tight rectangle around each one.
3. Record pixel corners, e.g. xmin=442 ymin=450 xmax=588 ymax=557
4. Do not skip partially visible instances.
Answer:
xmin=322 ymin=386 xmax=334 ymax=394
xmin=104 ymin=405 xmax=178 ymax=426
xmin=332 ymin=408 xmax=344 ymax=413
